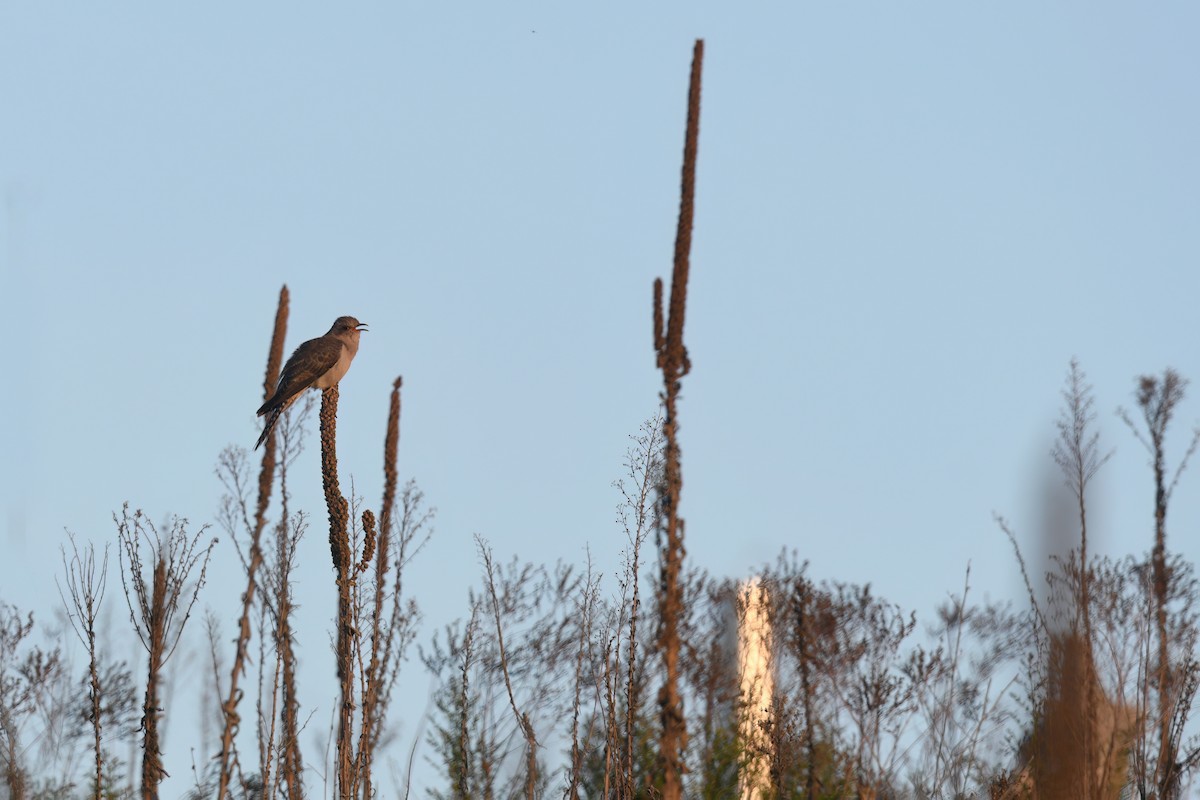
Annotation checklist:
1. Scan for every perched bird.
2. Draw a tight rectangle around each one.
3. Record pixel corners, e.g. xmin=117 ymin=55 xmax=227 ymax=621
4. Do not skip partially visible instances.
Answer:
xmin=255 ymin=316 xmax=368 ymax=450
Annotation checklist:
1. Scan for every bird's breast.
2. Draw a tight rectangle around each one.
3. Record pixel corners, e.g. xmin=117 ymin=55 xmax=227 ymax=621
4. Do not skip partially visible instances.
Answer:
xmin=313 ymin=344 xmax=355 ymax=389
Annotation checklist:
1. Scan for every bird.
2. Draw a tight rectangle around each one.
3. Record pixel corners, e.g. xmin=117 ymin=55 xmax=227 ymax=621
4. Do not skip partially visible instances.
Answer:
xmin=255 ymin=315 xmax=368 ymax=450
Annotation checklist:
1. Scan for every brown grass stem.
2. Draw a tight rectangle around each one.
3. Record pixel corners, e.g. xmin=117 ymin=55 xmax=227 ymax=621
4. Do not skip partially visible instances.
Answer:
xmin=117 ymin=507 xmax=215 ymax=799
xmin=651 ymin=38 xmax=703 ymax=800
xmin=57 ymin=536 xmax=109 ymax=800
xmin=478 ymin=537 xmax=539 ymax=800
xmin=357 ymin=376 xmax=402 ymax=799
xmin=217 ymin=284 xmax=289 ymax=800
xmin=319 ymin=384 xmax=356 ymax=797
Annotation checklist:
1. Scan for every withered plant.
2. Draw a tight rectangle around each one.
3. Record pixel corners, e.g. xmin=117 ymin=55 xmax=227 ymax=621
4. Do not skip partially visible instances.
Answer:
xmin=756 ymin=554 xmax=1010 ymax=798
xmin=313 ymin=365 xmax=432 ymax=797
xmin=116 ymin=505 xmax=216 ymax=798
xmin=566 ymin=418 xmax=663 ymax=800
xmin=677 ymin=571 xmax=741 ymax=798
xmin=352 ymin=380 xmax=433 ymax=799
xmin=991 ymin=363 xmax=1200 ymax=798
xmin=208 ymin=289 xmax=431 ymax=798
xmin=616 ymin=416 xmax=663 ymax=799
xmin=260 ymin=508 xmax=308 ymax=800
xmin=1121 ymin=368 xmax=1200 ymax=798
xmin=565 ymin=553 xmax=603 ymax=800
xmin=823 ymin=581 xmax=935 ymax=795
xmin=994 ymin=361 xmax=1132 ymax=798
xmin=0 ymin=603 xmax=65 ymax=800
xmin=317 ymin=380 xmax=361 ymax=796
xmin=58 ymin=534 xmax=111 ymax=799
xmin=423 ymin=604 xmax=484 ymax=800
xmin=479 ymin=537 xmax=539 ymax=800
xmin=912 ymin=567 xmax=1023 ymax=796
xmin=262 ymin=393 xmax=312 ymax=799
xmin=764 ymin=557 xmax=842 ymax=799
xmin=651 ymin=38 xmax=703 ymax=800
xmin=213 ymin=283 xmax=290 ymax=799
xmin=212 ymin=374 xmax=313 ymax=799
xmin=74 ymin=657 xmax=140 ymax=796
xmin=423 ymin=547 xmax=582 ymax=798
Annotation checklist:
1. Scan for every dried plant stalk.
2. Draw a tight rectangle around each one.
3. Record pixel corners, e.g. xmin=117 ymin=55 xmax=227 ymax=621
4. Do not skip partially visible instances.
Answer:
xmin=652 ymin=38 xmax=703 ymax=800
xmin=259 ymin=285 xmax=290 ymax=509
xmin=1121 ymin=369 xmax=1200 ymax=796
xmin=357 ymin=376 xmax=401 ymax=798
xmin=478 ymin=538 xmax=539 ymax=799
xmin=117 ymin=507 xmax=215 ymax=799
xmin=276 ymin=517 xmax=304 ymax=800
xmin=58 ymin=536 xmax=109 ymax=800
xmin=319 ymin=385 xmax=356 ymax=795
xmin=217 ymin=284 xmax=289 ymax=799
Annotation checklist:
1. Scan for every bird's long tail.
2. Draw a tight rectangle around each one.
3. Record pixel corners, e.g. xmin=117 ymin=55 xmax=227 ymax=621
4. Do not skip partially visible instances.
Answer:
xmin=255 ymin=405 xmax=284 ymax=450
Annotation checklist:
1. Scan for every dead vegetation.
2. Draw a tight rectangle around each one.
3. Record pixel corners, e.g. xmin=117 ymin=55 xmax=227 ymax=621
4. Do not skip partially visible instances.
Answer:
xmin=7 ymin=41 xmax=1200 ymax=800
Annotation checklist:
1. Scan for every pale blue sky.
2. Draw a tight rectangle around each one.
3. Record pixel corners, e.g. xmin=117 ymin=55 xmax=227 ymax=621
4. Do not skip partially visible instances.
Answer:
xmin=4 ymin=3 xmax=1200 ymax=794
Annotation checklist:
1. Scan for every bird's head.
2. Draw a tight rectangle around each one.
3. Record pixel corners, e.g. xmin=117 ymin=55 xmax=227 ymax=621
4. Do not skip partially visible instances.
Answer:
xmin=330 ymin=316 xmax=368 ymax=343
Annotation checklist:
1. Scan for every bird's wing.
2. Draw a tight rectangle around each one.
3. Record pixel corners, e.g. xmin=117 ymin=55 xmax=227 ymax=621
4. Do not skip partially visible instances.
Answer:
xmin=257 ymin=335 xmax=344 ymax=415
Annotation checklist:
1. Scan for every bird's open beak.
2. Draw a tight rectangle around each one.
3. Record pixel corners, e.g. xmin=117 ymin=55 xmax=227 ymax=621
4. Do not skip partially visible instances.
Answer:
xmin=357 ymin=323 xmax=369 ymax=332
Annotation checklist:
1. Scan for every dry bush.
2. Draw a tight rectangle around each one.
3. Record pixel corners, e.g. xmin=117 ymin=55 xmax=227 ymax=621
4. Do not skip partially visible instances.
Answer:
xmin=990 ymin=363 xmax=1200 ymax=799
xmin=1120 ymin=369 xmax=1200 ymax=798
xmin=211 ymin=284 xmax=291 ymax=800
xmin=0 ymin=603 xmax=66 ymax=799
xmin=58 ymin=535 xmax=111 ymax=798
xmin=422 ymin=547 xmax=584 ymax=799
xmin=116 ymin=505 xmax=216 ymax=797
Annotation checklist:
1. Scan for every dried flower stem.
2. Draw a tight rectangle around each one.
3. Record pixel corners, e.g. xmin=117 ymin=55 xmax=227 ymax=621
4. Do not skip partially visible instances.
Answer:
xmin=58 ymin=536 xmax=109 ymax=800
xmin=217 ymin=284 xmax=289 ymax=799
xmin=652 ymin=38 xmax=703 ymax=800
xmin=320 ymin=385 xmax=356 ymax=796
xmin=479 ymin=537 xmax=539 ymax=799
xmin=357 ymin=376 xmax=402 ymax=798
xmin=117 ymin=507 xmax=215 ymax=799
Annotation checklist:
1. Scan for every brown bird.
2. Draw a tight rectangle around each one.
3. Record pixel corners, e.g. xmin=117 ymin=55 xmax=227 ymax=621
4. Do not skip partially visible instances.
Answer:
xmin=255 ymin=316 xmax=368 ymax=450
